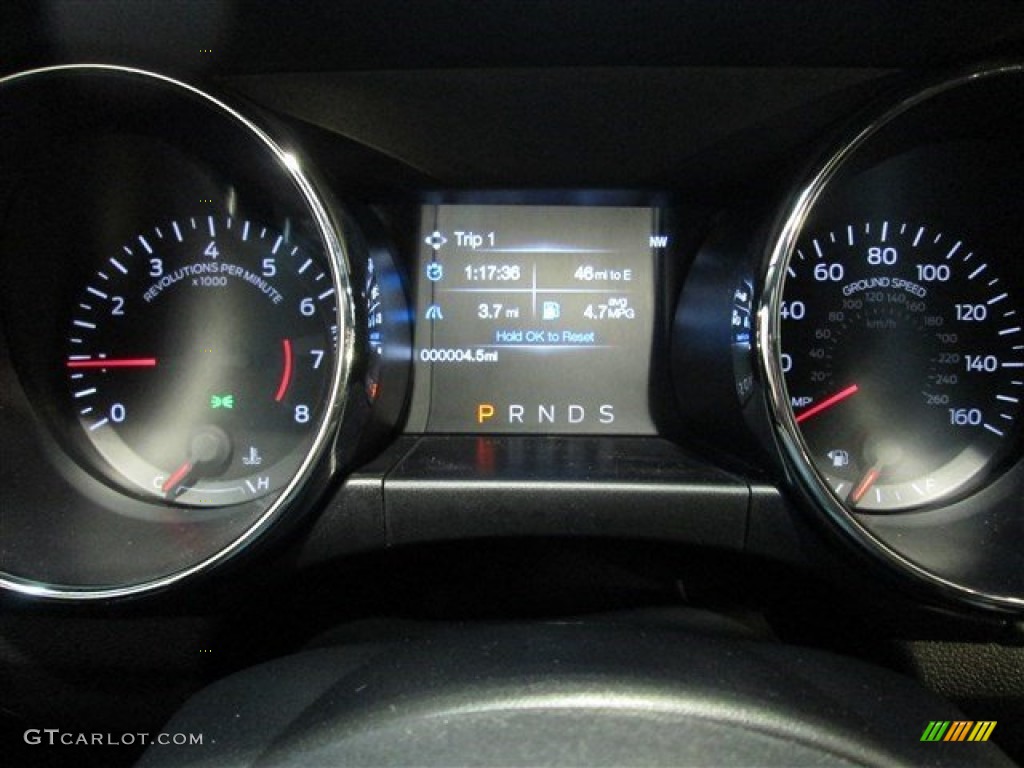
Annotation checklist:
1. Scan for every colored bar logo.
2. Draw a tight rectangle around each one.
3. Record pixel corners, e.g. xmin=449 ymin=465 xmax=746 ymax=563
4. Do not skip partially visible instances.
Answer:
xmin=921 ymin=721 xmax=997 ymax=742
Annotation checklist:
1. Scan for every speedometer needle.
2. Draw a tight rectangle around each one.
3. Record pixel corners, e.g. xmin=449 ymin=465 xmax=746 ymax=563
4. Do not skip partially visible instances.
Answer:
xmin=795 ymin=383 xmax=860 ymax=424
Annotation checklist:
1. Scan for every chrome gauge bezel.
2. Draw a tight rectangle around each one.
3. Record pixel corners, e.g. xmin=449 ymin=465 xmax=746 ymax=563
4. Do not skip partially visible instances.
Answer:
xmin=757 ymin=63 xmax=1024 ymax=611
xmin=0 ymin=65 xmax=358 ymax=600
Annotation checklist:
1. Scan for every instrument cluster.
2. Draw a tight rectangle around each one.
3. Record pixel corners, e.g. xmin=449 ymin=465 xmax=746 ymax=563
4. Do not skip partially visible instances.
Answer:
xmin=1 ymin=63 xmax=1023 ymax=609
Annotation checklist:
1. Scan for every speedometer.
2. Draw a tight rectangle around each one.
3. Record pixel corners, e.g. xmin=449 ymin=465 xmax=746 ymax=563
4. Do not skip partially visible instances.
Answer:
xmin=753 ymin=64 xmax=1024 ymax=607
xmin=779 ymin=220 xmax=1022 ymax=511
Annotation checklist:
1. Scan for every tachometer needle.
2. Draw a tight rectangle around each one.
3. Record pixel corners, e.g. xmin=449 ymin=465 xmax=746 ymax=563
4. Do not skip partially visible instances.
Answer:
xmin=795 ymin=383 xmax=860 ymax=424
xmin=67 ymin=357 xmax=158 ymax=369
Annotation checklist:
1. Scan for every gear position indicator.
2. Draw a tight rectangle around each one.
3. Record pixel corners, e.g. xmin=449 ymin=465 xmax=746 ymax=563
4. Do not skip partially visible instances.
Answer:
xmin=413 ymin=204 xmax=661 ymax=434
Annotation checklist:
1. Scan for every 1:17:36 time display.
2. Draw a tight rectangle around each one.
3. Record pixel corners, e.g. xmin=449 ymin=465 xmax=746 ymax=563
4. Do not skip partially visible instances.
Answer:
xmin=464 ymin=264 xmax=522 ymax=281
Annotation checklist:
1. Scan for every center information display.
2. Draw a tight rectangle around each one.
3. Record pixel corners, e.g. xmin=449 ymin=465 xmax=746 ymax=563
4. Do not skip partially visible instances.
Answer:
xmin=413 ymin=205 xmax=661 ymax=433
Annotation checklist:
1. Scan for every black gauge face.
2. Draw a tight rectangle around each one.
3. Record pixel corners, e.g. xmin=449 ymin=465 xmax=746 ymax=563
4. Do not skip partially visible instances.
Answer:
xmin=66 ymin=214 xmax=338 ymax=506
xmin=781 ymin=220 xmax=1022 ymax=511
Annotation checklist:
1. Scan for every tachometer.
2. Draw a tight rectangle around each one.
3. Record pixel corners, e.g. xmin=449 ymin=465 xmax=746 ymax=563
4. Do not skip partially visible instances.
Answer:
xmin=67 ymin=215 xmax=338 ymax=506
xmin=779 ymin=220 xmax=1022 ymax=511
xmin=0 ymin=63 xmax=373 ymax=597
